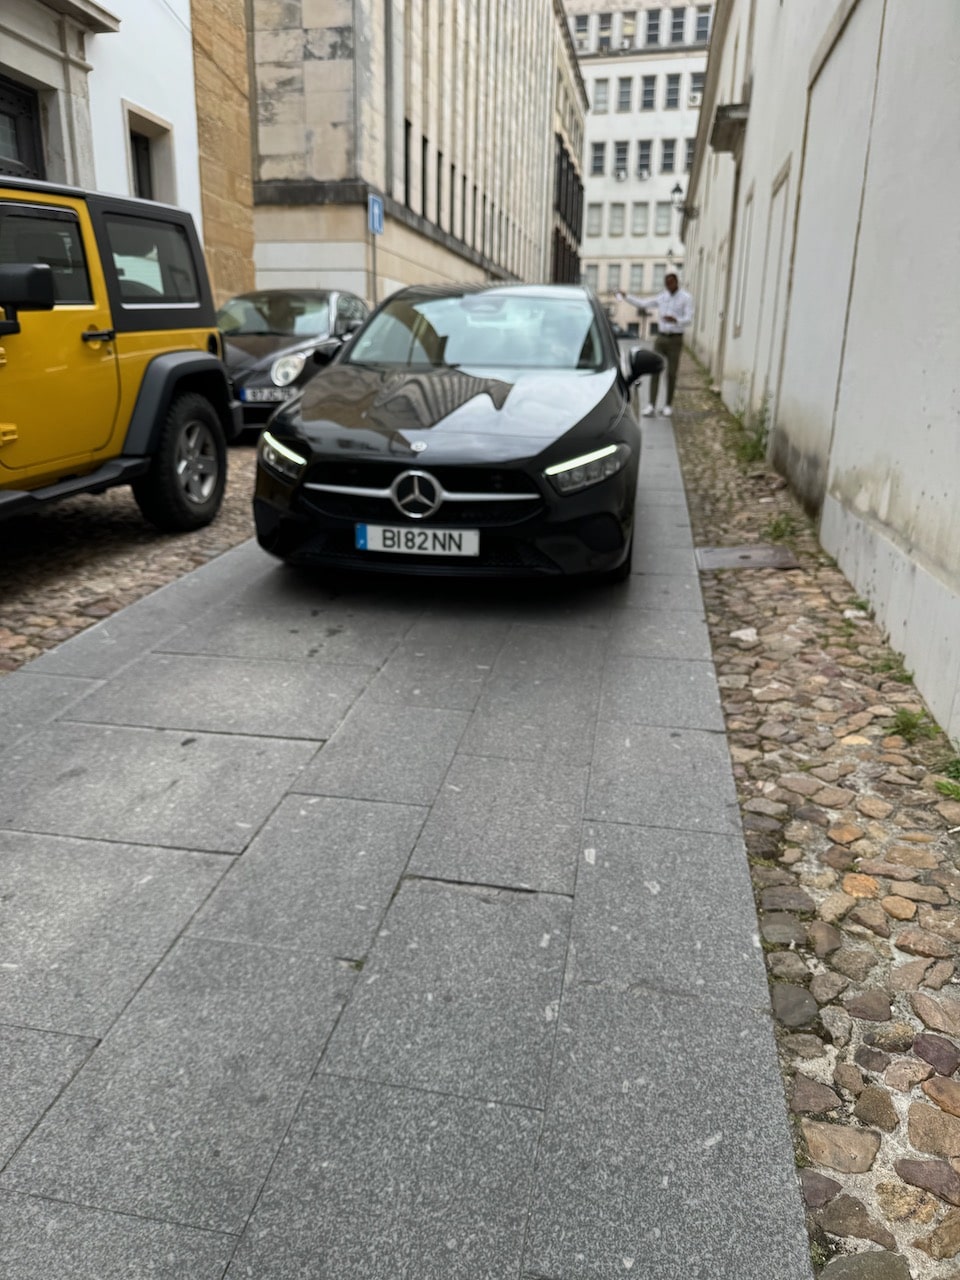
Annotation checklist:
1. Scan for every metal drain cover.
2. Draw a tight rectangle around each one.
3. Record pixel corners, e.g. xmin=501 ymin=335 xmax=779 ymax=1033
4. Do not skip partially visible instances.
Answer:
xmin=695 ymin=543 xmax=800 ymax=570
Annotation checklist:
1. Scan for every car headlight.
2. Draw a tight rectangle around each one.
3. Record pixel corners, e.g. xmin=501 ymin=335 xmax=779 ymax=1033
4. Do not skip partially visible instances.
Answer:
xmin=258 ymin=430 xmax=308 ymax=482
xmin=544 ymin=443 xmax=631 ymax=495
xmin=271 ymin=351 xmax=308 ymax=386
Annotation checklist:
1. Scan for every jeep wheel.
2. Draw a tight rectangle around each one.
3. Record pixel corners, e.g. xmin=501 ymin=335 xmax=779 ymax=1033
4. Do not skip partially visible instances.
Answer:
xmin=133 ymin=393 xmax=227 ymax=532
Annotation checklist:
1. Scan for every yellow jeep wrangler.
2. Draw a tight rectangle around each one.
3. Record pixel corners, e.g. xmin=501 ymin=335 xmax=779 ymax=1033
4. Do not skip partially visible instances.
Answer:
xmin=0 ymin=178 xmax=240 ymax=531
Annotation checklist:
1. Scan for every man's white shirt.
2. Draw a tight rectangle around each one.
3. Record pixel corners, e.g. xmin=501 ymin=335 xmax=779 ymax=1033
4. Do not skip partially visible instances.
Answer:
xmin=622 ymin=289 xmax=694 ymax=335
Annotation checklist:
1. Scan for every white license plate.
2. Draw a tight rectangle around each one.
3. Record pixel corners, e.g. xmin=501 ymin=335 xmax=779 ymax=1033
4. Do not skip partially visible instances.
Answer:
xmin=239 ymin=387 xmax=295 ymax=403
xmin=356 ymin=524 xmax=480 ymax=556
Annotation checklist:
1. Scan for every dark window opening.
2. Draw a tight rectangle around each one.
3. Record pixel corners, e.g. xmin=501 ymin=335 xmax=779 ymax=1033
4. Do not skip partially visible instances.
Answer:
xmin=130 ymin=132 xmax=154 ymax=200
xmin=0 ymin=75 xmax=44 ymax=179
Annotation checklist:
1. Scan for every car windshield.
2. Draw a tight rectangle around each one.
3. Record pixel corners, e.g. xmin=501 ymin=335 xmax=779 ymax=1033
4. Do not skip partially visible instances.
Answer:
xmin=345 ymin=293 xmax=606 ymax=371
xmin=217 ymin=291 xmax=332 ymax=338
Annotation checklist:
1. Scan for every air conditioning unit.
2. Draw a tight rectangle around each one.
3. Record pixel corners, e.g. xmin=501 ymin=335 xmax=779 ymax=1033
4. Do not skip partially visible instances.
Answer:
xmin=689 ymin=92 xmax=702 ymax=106
xmin=621 ymin=38 xmax=632 ymax=49
xmin=637 ymin=169 xmax=649 ymax=181
xmin=615 ymin=169 xmax=627 ymax=182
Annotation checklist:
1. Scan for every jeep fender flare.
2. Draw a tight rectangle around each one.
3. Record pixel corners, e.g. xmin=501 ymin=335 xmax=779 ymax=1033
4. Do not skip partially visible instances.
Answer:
xmin=122 ymin=352 xmax=235 ymax=456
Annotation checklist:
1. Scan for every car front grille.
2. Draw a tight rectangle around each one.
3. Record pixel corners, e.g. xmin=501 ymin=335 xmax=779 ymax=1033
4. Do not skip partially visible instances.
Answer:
xmin=300 ymin=461 xmax=545 ymax=526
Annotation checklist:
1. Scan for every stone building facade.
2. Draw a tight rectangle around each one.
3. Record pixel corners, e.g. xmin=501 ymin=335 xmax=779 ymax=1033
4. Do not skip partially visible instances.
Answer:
xmin=0 ymin=0 xmax=253 ymax=303
xmin=685 ymin=0 xmax=960 ymax=743
xmin=565 ymin=1 xmax=711 ymax=330
xmin=250 ymin=0 xmax=585 ymax=303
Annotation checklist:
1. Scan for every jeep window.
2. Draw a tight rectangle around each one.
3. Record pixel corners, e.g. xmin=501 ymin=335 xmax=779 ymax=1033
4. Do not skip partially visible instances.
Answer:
xmin=0 ymin=206 xmax=92 ymax=303
xmin=104 ymin=215 xmax=201 ymax=306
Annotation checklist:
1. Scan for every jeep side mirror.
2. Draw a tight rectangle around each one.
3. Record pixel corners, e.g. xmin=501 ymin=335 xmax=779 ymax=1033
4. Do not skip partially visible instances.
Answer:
xmin=0 ymin=264 xmax=56 ymax=336
xmin=628 ymin=346 xmax=664 ymax=383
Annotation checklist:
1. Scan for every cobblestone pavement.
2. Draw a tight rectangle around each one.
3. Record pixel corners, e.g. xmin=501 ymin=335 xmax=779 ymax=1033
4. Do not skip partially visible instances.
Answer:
xmin=2 ymin=372 xmax=960 ymax=1278
xmin=674 ymin=356 xmax=960 ymax=1280
xmin=0 ymin=444 xmax=258 ymax=673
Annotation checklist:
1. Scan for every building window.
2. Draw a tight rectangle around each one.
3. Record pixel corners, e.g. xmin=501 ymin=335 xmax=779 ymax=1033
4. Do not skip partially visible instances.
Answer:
xmin=614 ymin=141 xmax=629 ymax=177
xmin=590 ymin=142 xmax=606 ymax=176
xmin=609 ymin=203 xmax=625 ymax=236
xmin=641 ymin=76 xmax=656 ymax=110
xmin=645 ymin=8 xmax=661 ymax=45
xmin=598 ymin=12 xmax=612 ymax=50
xmin=637 ymin=140 xmax=652 ymax=177
xmin=583 ymin=263 xmax=599 ymax=290
xmin=655 ymin=202 xmax=672 ymax=235
xmin=574 ymin=14 xmax=588 ymax=51
xmin=130 ymin=133 xmax=153 ymax=199
xmin=607 ymin=263 xmax=621 ymax=293
xmin=617 ymin=78 xmax=632 ymax=112
xmin=666 ymin=74 xmax=681 ymax=109
xmin=593 ymin=79 xmax=609 ymax=113
xmin=630 ymin=263 xmax=644 ymax=292
xmin=661 ymin=139 xmax=676 ymax=172
xmin=691 ymin=71 xmax=705 ymax=99
xmin=621 ymin=11 xmax=636 ymax=46
xmin=685 ymin=138 xmax=696 ymax=171
xmin=671 ymin=7 xmax=686 ymax=43
xmin=696 ymin=6 xmax=711 ymax=42
xmin=586 ymin=203 xmax=603 ymax=236
xmin=631 ymin=202 xmax=649 ymax=235
xmin=653 ymin=262 xmax=667 ymax=289
xmin=0 ymin=75 xmax=44 ymax=179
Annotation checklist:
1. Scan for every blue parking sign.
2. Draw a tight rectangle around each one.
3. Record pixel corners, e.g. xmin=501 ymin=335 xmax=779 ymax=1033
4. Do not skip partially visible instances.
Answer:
xmin=368 ymin=194 xmax=384 ymax=236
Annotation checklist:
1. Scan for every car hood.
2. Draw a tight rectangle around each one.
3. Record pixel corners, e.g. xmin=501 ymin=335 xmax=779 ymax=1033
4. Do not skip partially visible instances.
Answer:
xmin=222 ymin=334 xmax=321 ymax=379
xmin=288 ymin=364 xmax=624 ymax=462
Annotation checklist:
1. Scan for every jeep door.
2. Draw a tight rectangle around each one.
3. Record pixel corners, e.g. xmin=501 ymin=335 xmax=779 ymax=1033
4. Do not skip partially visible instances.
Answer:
xmin=0 ymin=195 xmax=120 ymax=478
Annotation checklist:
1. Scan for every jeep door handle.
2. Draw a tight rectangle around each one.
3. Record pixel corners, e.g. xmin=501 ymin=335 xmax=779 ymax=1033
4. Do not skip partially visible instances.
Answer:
xmin=81 ymin=329 xmax=116 ymax=343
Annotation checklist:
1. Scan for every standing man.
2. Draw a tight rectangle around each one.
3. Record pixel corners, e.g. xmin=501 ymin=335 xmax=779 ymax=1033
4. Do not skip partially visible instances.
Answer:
xmin=616 ymin=273 xmax=694 ymax=416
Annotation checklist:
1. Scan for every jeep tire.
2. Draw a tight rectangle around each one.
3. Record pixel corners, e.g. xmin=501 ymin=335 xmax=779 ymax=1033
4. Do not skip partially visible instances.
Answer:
xmin=133 ymin=392 xmax=227 ymax=532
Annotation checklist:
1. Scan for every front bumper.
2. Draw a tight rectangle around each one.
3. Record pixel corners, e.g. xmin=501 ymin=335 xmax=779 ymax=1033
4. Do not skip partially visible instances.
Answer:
xmin=253 ymin=459 xmax=637 ymax=578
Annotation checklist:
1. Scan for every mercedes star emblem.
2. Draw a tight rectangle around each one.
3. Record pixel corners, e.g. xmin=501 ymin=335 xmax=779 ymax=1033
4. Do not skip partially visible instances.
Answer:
xmin=390 ymin=469 xmax=443 ymax=519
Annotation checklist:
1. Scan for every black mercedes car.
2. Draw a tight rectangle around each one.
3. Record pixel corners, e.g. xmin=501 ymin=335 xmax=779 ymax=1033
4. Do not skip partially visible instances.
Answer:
xmin=217 ymin=287 xmax=369 ymax=430
xmin=253 ymin=283 xmax=663 ymax=580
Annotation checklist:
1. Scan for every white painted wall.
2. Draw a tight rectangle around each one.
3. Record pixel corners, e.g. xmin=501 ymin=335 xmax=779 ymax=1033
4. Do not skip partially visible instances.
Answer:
xmin=85 ymin=0 xmax=202 ymax=227
xmin=686 ymin=0 xmax=960 ymax=741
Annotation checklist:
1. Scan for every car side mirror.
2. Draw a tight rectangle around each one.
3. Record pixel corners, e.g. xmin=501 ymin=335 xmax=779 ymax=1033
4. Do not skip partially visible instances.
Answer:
xmin=0 ymin=263 xmax=56 ymax=336
xmin=313 ymin=335 xmax=344 ymax=365
xmin=628 ymin=346 xmax=664 ymax=384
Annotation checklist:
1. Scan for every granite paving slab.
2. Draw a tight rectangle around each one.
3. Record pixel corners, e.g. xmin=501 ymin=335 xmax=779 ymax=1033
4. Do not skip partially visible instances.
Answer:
xmin=0 ymin=1191 xmax=234 ymax=1279
xmin=611 ymin=571 xmax=705 ymax=612
xmin=631 ymin=545 xmax=699 ymax=576
xmin=25 ymin=541 xmax=275 ymax=679
xmin=191 ymin=795 xmax=425 ymax=958
xmin=64 ymin=651 xmax=373 ymax=739
xmin=524 ymin=986 xmax=811 ymax=1280
xmin=492 ymin=622 xmax=612 ymax=676
xmin=0 ymin=937 xmax=354 ymax=1233
xmin=0 ymin=722 xmax=317 ymax=853
xmin=228 ymin=1074 xmax=540 ymax=1279
xmin=606 ymin=606 xmax=712 ymax=659
xmin=457 ymin=701 xmax=597 ymax=766
xmin=0 ymin=831 xmax=226 ymax=1035
xmin=322 ymin=878 xmax=571 ymax=1107
xmin=0 ymin=670 xmax=99 ymax=746
xmin=294 ymin=703 xmax=469 ymax=805
xmin=598 ymin=654 xmax=725 ymax=730
xmin=361 ymin=641 xmax=493 ymax=710
xmin=410 ymin=755 xmax=588 ymax=893
xmin=158 ymin=591 xmax=414 ymax=666
xmin=0 ymin=1028 xmax=94 ymax=1166
xmin=587 ymin=722 xmax=741 ymax=833
xmin=571 ymin=823 xmax=769 ymax=1005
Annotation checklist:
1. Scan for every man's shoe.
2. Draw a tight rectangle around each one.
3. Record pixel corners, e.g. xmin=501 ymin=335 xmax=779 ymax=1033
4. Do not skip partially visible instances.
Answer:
xmin=642 ymin=404 xmax=656 ymax=417
xmin=662 ymin=405 xmax=673 ymax=416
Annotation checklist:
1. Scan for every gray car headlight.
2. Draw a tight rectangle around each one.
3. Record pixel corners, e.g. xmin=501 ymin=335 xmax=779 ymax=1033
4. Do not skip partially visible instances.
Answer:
xmin=271 ymin=351 xmax=308 ymax=386
xmin=544 ymin=443 xmax=631 ymax=495
xmin=258 ymin=430 xmax=308 ymax=482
